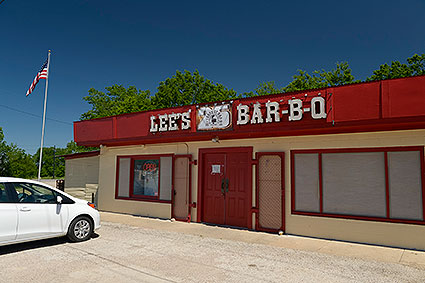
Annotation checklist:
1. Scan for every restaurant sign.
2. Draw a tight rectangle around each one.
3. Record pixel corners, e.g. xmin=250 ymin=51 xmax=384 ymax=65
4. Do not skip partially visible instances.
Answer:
xmin=149 ymin=93 xmax=327 ymax=133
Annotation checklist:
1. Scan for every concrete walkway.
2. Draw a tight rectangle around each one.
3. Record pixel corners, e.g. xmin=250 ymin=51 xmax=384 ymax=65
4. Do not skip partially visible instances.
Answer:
xmin=100 ymin=211 xmax=425 ymax=270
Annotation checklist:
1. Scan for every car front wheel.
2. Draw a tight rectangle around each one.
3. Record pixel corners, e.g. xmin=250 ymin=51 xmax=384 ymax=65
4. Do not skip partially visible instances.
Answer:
xmin=67 ymin=216 xmax=93 ymax=242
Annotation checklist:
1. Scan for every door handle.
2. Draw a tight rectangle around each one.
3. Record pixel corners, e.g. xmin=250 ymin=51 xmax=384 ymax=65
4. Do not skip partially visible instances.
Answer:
xmin=225 ymin=178 xmax=229 ymax=193
xmin=221 ymin=178 xmax=225 ymax=196
xmin=20 ymin=207 xmax=31 ymax=212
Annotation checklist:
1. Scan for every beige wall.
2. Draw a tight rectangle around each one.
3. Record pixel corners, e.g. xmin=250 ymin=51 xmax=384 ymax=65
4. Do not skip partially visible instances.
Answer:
xmin=65 ymin=156 xmax=99 ymax=188
xmin=97 ymin=129 xmax=425 ymax=250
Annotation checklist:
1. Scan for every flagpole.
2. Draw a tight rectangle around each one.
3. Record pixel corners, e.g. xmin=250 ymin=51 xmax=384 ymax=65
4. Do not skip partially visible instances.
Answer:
xmin=38 ymin=50 xmax=51 ymax=181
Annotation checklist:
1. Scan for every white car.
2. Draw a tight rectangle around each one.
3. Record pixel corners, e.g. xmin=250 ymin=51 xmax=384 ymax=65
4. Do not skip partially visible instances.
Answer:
xmin=0 ymin=177 xmax=100 ymax=246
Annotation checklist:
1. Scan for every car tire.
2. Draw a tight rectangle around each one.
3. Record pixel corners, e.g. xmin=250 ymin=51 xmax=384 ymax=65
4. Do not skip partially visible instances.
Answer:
xmin=67 ymin=216 xmax=93 ymax=242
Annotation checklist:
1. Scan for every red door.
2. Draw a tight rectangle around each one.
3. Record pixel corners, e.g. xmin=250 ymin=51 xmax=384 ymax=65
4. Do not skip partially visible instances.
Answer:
xmin=202 ymin=153 xmax=226 ymax=225
xmin=200 ymin=148 xmax=252 ymax=229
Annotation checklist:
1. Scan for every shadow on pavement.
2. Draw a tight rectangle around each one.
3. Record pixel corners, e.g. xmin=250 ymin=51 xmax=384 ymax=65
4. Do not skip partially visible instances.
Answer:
xmin=0 ymin=233 xmax=100 ymax=256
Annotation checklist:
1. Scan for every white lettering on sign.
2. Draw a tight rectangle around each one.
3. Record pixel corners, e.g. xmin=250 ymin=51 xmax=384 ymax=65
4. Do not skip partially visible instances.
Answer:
xmin=150 ymin=93 xmax=327 ymax=133
xmin=311 ymin=97 xmax=327 ymax=119
xmin=236 ymin=104 xmax=250 ymax=125
xmin=236 ymin=93 xmax=327 ymax=125
xmin=168 ymin=113 xmax=179 ymax=131
xmin=288 ymin=99 xmax=303 ymax=121
xmin=250 ymin=102 xmax=264 ymax=124
xmin=149 ymin=110 xmax=191 ymax=133
xmin=181 ymin=111 xmax=191 ymax=130
xmin=149 ymin=116 xmax=158 ymax=132
xmin=266 ymin=101 xmax=280 ymax=123
xmin=158 ymin=114 xmax=168 ymax=132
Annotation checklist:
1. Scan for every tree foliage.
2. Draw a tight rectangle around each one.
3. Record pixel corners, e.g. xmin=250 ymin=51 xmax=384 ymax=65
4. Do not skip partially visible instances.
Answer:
xmin=283 ymin=62 xmax=356 ymax=93
xmin=33 ymin=147 xmax=64 ymax=178
xmin=0 ymin=127 xmax=96 ymax=179
xmin=151 ymin=70 xmax=240 ymax=108
xmin=366 ymin=53 xmax=425 ymax=81
xmin=76 ymin=63 xmax=358 ymax=119
xmin=242 ymin=81 xmax=283 ymax=97
xmin=247 ymin=62 xmax=356 ymax=97
xmin=80 ymin=70 xmax=240 ymax=120
xmin=80 ymin=55 xmax=424 ymax=119
xmin=0 ymin=128 xmax=10 ymax=176
xmin=33 ymin=141 xmax=98 ymax=178
xmin=7 ymin=144 xmax=37 ymax=178
xmin=64 ymin=141 xmax=97 ymax=154
xmin=0 ymin=127 xmax=37 ymax=178
xmin=81 ymin=85 xmax=152 ymax=120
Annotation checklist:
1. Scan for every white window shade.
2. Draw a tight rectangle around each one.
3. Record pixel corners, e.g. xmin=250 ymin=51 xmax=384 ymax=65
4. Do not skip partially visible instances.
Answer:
xmin=322 ymin=152 xmax=386 ymax=217
xmin=294 ymin=153 xmax=320 ymax=212
xmin=118 ymin=158 xmax=131 ymax=197
xmin=159 ymin=156 xmax=172 ymax=201
xmin=388 ymin=151 xmax=423 ymax=220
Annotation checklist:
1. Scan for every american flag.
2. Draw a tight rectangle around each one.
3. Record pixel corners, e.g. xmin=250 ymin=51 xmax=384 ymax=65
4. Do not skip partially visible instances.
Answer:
xmin=26 ymin=58 xmax=49 ymax=96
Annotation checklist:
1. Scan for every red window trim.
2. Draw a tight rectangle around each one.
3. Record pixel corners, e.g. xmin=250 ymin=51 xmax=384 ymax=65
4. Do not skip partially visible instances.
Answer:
xmin=115 ymin=154 xmax=174 ymax=203
xmin=291 ymin=146 xmax=425 ymax=225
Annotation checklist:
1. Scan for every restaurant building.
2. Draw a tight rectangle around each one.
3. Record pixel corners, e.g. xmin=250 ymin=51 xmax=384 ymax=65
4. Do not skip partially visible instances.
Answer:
xmin=73 ymin=75 xmax=425 ymax=250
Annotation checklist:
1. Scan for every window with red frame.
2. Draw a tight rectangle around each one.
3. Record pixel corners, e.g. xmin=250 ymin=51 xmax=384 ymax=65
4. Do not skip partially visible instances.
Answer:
xmin=291 ymin=147 xmax=425 ymax=224
xmin=116 ymin=155 xmax=173 ymax=202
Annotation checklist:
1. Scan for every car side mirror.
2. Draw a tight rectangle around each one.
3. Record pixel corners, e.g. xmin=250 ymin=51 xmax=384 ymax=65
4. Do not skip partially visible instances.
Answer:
xmin=56 ymin=195 xmax=63 ymax=204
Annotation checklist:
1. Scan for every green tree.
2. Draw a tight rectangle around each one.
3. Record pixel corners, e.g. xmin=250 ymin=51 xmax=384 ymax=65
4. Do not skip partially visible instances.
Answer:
xmin=80 ymin=70 xmax=239 ymax=120
xmin=245 ymin=62 xmax=356 ymax=96
xmin=0 ymin=127 xmax=37 ymax=178
xmin=7 ymin=144 xmax=37 ymax=178
xmin=33 ymin=147 xmax=65 ymax=178
xmin=0 ymin=128 xmax=10 ymax=176
xmin=80 ymin=55 xmax=424 ymax=121
xmin=151 ymin=70 xmax=240 ymax=108
xmin=63 ymin=141 xmax=97 ymax=154
xmin=242 ymin=81 xmax=283 ymax=97
xmin=81 ymin=85 xmax=152 ymax=120
xmin=283 ymin=70 xmax=327 ymax=93
xmin=283 ymin=62 xmax=355 ymax=92
xmin=366 ymin=53 xmax=425 ymax=81
xmin=32 ymin=142 xmax=97 ymax=179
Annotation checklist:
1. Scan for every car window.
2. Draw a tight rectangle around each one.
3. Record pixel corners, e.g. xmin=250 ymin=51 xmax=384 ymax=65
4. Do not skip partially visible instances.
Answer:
xmin=0 ymin=183 xmax=13 ymax=203
xmin=55 ymin=191 xmax=75 ymax=204
xmin=12 ymin=183 xmax=57 ymax=204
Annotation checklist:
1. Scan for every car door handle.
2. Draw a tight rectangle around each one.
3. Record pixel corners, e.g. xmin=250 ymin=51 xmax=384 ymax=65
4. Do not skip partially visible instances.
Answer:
xmin=20 ymin=207 xmax=31 ymax=212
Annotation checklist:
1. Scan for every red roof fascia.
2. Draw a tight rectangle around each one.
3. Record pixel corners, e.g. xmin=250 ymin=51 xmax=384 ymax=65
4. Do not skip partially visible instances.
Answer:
xmin=74 ymin=75 xmax=425 ymax=147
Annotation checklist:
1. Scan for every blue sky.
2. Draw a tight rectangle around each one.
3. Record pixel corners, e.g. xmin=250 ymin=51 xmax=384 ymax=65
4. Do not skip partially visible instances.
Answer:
xmin=1 ymin=0 xmax=424 ymax=154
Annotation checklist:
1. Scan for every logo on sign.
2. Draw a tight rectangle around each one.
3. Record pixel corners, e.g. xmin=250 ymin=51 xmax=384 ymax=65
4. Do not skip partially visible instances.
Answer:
xmin=143 ymin=161 xmax=157 ymax=172
xmin=197 ymin=104 xmax=232 ymax=131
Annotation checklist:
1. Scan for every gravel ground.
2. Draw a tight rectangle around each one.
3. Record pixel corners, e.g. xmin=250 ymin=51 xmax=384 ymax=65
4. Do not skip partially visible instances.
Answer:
xmin=1 ymin=221 xmax=424 ymax=282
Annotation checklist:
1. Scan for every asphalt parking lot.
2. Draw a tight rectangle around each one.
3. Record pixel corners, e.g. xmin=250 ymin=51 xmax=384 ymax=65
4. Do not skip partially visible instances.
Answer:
xmin=1 ymin=214 xmax=425 ymax=283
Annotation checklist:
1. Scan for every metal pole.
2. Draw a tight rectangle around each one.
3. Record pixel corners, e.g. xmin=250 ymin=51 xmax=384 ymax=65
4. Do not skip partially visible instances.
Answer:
xmin=38 ymin=50 xmax=51 ymax=181
xmin=53 ymin=145 xmax=56 ymax=179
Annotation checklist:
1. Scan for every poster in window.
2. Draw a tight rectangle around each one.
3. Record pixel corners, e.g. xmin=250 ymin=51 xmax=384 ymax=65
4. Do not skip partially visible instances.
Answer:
xmin=133 ymin=159 xmax=159 ymax=197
